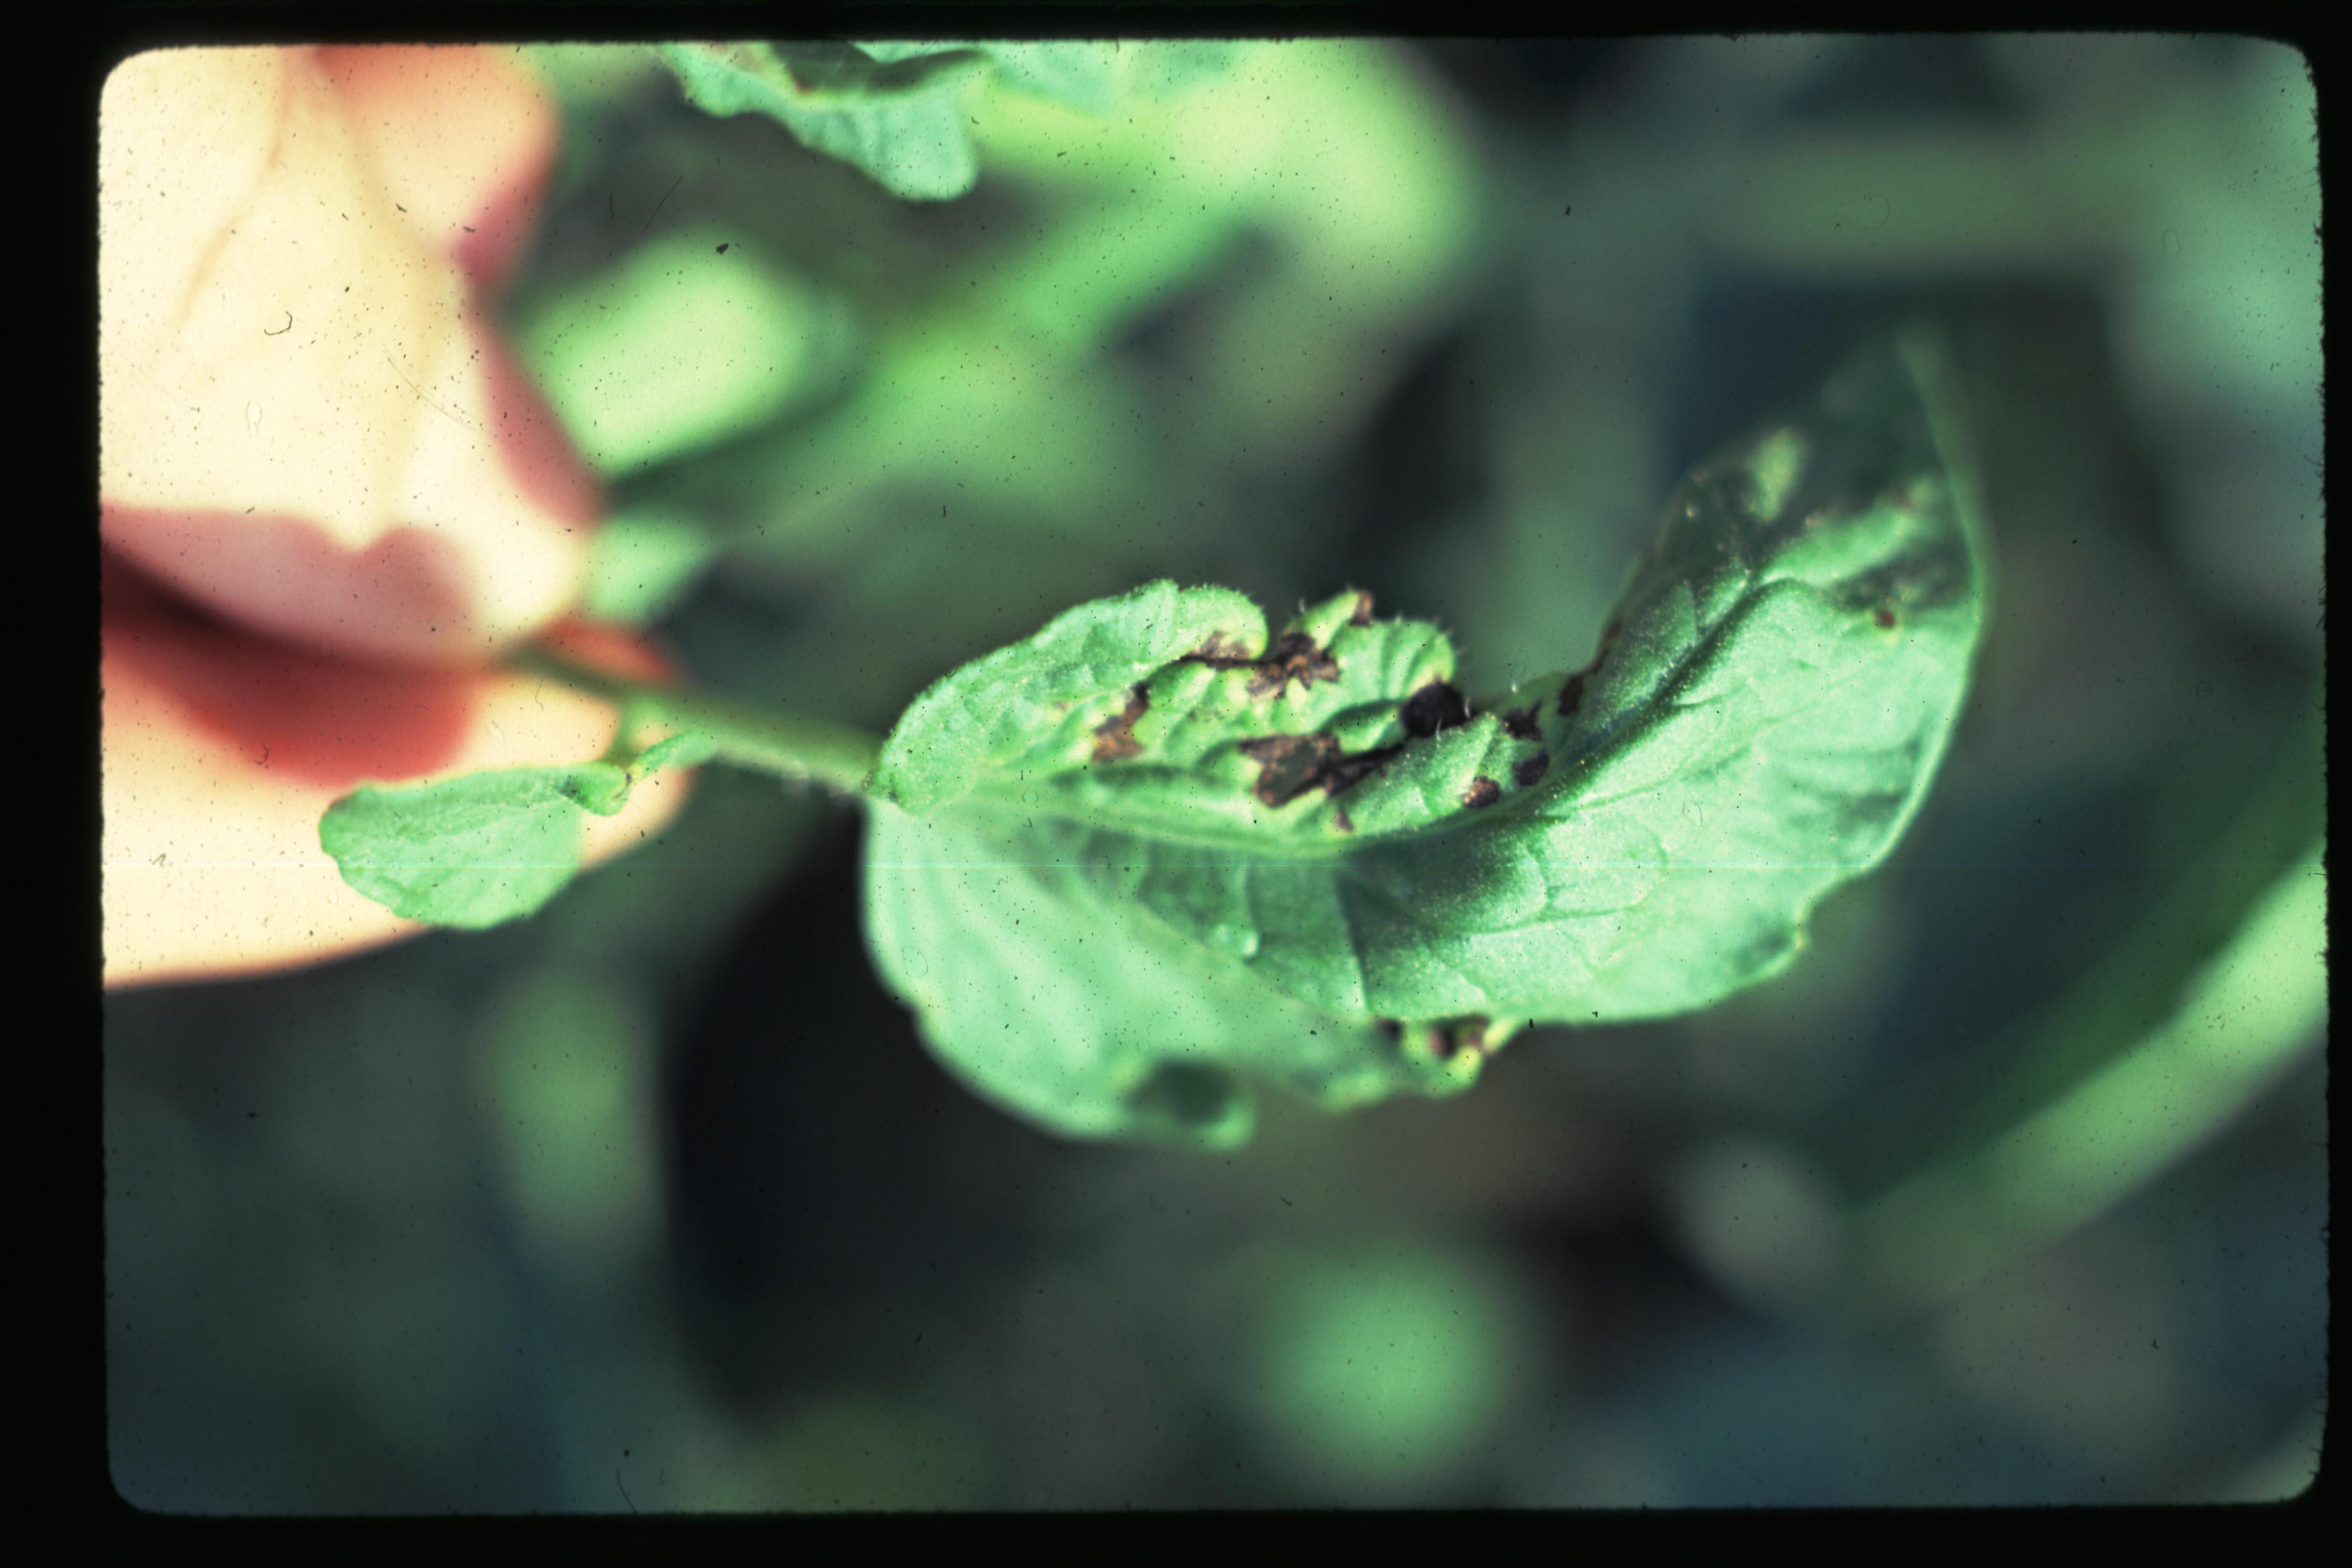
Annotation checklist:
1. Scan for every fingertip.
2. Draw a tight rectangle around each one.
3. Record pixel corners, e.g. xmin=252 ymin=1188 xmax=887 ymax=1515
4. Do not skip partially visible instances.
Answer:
xmin=317 ymin=44 xmax=561 ymax=291
xmin=104 ymin=307 xmax=602 ymax=668
xmin=387 ymin=312 xmax=601 ymax=657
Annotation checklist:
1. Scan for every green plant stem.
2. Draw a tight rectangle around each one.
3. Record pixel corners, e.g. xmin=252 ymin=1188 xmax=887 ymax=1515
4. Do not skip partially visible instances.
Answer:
xmin=515 ymin=646 xmax=881 ymax=796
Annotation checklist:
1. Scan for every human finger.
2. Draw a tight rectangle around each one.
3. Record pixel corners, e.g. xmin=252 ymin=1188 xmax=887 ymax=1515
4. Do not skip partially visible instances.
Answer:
xmin=99 ymin=46 xmax=593 ymax=668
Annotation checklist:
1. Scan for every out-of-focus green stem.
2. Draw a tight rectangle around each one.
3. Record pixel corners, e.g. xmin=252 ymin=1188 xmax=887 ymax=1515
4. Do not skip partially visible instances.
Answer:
xmin=1847 ymin=835 xmax=2325 ymax=1313
xmin=1821 ymin=688 xmax=2327 ymax=1316
xmin=514 ymin=646 xmax=881 ymax=797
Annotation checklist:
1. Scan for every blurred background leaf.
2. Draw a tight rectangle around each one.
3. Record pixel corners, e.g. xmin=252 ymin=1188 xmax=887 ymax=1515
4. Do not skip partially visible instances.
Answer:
xmin=656 ymin=42 xmax=994 ymax=201
xmin=107 ymin=36 xmax=2322 ymax=1511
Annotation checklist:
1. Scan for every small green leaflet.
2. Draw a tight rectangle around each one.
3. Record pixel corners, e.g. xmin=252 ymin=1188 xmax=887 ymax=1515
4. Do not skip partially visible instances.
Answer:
xmin=862 ymin=332 xmax=1989 ymax=1144
xmin=655 ymin=41 xmax=1240 ymax=201
xmin=321 ymin=735 xmax=713 ymax=930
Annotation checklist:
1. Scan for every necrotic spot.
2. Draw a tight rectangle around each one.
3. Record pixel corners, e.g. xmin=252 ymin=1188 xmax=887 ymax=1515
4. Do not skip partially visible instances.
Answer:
xmin=1245 ymin=631 xmax=1341 ymax=698
xmin=1238 ymin=733 xmax=1338 ymax=806
xmin=1400 ymin=681 xmax=1469 ymax=737
xmin=1091 ymin=685 xmax=1150 ymax=761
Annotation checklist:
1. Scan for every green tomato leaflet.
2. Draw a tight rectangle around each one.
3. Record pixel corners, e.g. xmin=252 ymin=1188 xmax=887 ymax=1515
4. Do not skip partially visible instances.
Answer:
xmin=860 ymin=331 xmax=1989 ymax=1145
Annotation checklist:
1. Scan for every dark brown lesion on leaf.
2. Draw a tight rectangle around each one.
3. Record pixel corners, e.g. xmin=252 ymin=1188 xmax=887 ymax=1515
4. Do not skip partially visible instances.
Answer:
xmin=1461 ymin=776 xmax=1502 ymax=808
xmin=1554 ymin=617 xmax=1623 ymax=719
xmin=1245 ymin=630 xmax=1342 ymax=698
xmin=1374 ymin=1018 xmax=1404 ymax=1046
xmin=1237 ymin=731 xmax=1402 ymax=808
xmin=1184 ymin=631 xmax=1260 ymax=668
xmin=1501 ymin=704 xmax=1540 ymax=740
xmin=1237 ymin=734 xmax=1331 ymax=805
xmin=1091 ymin=685 xmax=1149 ymax=761
xmin=1348 ymin=590 xmax=1375 ymax=626
xmin=1427 ymin=1016 xmax=1489 ymax=1060
xmin=1186 ymin=626 xmax=1343 ymax=699
xmin=1399 ymin=680 xmax=1469 ymax=738
xmin=1513 ymin=752 xmax=1549 ymax=788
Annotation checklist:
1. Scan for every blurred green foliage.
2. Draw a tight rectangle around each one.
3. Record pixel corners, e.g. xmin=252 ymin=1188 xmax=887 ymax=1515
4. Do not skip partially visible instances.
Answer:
xmin=655 ymin=40 xmax=1244 ymax=201
xmin=515 ymin=225 xmax=857 ymax=477
xmin=1228 ymin=1241 xmax=1541 ymax=1500
xmin=107 ymin=37 xmax=2322 ymax=1511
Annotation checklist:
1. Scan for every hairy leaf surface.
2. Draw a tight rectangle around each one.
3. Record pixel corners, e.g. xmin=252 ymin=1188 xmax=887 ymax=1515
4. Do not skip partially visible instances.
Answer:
xmin=862 ymin=334 xmax=1989 ymax=1142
